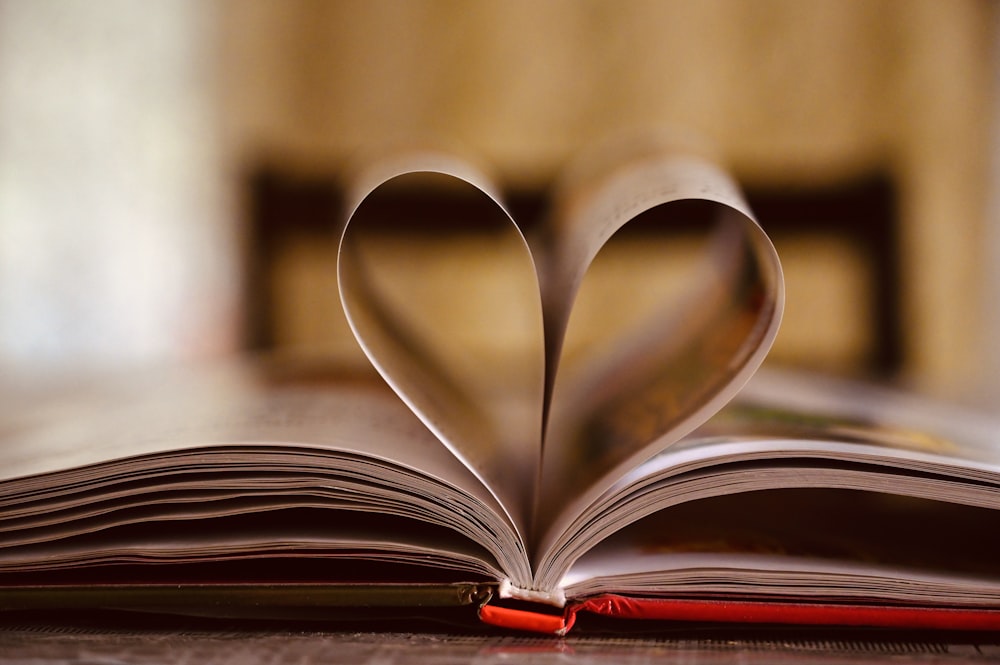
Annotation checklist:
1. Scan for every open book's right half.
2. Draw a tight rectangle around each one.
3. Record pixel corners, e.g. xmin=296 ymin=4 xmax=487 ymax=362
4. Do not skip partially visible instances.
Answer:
xmin=538 ymin=367 xmax=1000 ymax=634
xmin=2 ymin=138 xmax=1000 ymax=634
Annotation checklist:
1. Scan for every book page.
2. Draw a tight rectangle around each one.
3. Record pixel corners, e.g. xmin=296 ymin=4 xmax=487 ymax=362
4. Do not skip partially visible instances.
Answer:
xmin=339 ymin=154 xmax=546 ymax=538
xmin=734 ymin=367 xmax=1000 ymax=464
xmin=535 ymin=137 xmax=783 ymax=551
xmin=0 ymin=360 xmax=500 ymax=494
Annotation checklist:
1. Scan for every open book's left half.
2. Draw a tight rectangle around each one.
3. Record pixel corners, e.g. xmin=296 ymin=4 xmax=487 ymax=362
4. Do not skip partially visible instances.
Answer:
xmin=0 ymin=360 xmax=522 ymax=607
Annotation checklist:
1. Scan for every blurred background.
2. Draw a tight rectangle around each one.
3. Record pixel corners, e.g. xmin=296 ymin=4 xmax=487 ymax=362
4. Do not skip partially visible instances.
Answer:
xmin=1 ymin=0 xmax=998 ymax=407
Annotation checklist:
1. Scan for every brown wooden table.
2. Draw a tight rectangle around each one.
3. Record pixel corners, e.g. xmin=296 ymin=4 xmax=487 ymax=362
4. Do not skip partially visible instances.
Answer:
xmin=3 ymin=619 xmax=998 ymax=664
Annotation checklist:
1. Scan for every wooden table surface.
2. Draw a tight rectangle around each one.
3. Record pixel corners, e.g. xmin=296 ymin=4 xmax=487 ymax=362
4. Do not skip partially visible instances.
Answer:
xmin=3 ymin=619 xmax=999 ymax=664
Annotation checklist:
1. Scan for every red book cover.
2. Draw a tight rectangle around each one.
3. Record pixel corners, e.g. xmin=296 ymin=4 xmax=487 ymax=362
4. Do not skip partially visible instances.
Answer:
xmin=480 ymin=595 xmax=1000 ymax=635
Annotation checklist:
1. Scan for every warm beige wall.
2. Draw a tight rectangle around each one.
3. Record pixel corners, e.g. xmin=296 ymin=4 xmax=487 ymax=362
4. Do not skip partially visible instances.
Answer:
xmin=219 ymin=0 xmax=997 ymax=396
xmin=0 ymin=0 xmax=239 ymax=371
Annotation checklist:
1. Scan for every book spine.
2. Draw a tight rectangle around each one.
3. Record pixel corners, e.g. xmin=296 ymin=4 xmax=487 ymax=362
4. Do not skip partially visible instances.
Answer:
xmin=478 ymin=604 xmax=567 ymax=634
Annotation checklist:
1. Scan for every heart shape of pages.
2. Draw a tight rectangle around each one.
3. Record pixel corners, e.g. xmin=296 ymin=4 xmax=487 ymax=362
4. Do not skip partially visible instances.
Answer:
xmin=339 ymin=147 xmax=783 ymax=547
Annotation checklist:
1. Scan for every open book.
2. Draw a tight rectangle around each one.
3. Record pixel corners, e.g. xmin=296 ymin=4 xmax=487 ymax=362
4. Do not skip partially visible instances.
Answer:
xmin=3 ymin=139 xmax=1000 ymax=634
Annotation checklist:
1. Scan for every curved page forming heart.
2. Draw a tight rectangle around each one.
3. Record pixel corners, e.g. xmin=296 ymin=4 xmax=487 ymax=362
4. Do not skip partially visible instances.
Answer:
xmin=535 ymin=153 xmax=784 ymax=554
xmin=339 ymin=153 xmax=546 ymax=537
